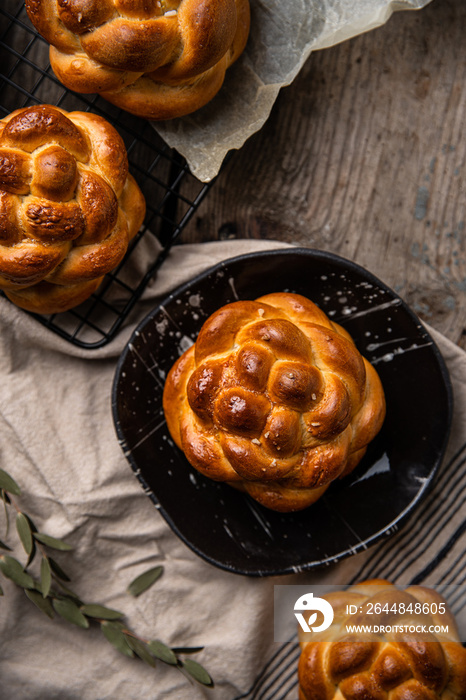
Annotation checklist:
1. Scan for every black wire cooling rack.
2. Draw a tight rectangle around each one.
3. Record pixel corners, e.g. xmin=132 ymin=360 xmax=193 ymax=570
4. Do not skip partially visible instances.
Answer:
xmin=0 ymin=1 xmax=214 ymax=348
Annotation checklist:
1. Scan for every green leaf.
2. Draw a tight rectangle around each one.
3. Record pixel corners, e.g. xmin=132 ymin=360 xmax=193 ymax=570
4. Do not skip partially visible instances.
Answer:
xmin=49 ymin=557 xmax=71 ymax=582
xmin=0 ymin=555 xmax=35 ymax=589
xmin=0 ymin=469 xmax=21 ymax=496
xmin=171 ymin=646 xmax=204 ymax=654
xmin=24 ymin=513 xmax=38 ymax=532
xmin=103 ymin=619 xmax=125 ymax=631
xmin=127 ymin=565 xmax=164 ymax=597
xmin=0 ymin=583 xmax=3 ymax=595
xmin=26 ymin=541 xmax=37 ymax=568
xmin=40 ymin=557 xmax=52 ymax=598
xmin=80 ymin=604 xmax=124 ymax=621
xmin=181 ymin=658 xmax=214 ymax=687
xmin=148 ymin=640 xmax=178 ymax=665
xmin=25 ymin=589 xmax=54 ymax=618
xmin=0 ymin=538 xmax=12 ymax=551
xmin=53 ymin=579 xmax=82 ymax=604
xmin=52 ymin=598 xmax=89 ymax=628
xmin=101 ymin=622 xmax=134 ymax=658
xmin=124 ymin=635 xmax=156 ymax=667
xmin=33 ymin=533 xmax=73 ymax=551
xmin=1 ymin=490 xmax=10 ymax=536
xmin=16 ymin=513 xmax=33 ymax=556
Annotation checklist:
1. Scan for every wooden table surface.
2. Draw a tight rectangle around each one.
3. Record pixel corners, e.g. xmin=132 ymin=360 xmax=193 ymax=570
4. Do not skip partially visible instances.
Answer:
xmin=181 ymin=0 xmax=466 ymax=349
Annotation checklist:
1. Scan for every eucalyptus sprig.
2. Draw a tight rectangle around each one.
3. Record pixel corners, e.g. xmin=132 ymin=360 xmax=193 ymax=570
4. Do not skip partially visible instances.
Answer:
xmin=0 ymin=468 xmax=213 ymax=688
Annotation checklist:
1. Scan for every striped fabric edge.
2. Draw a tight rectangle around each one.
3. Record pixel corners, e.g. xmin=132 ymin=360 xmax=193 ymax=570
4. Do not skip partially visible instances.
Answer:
xmin=234 ymin=442 xmax=466 ymax=700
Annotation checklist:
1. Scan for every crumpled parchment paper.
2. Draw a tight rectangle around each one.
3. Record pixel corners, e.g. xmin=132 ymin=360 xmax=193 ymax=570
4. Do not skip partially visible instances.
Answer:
xmin=154 ymin=0 xmax=433 ymax=182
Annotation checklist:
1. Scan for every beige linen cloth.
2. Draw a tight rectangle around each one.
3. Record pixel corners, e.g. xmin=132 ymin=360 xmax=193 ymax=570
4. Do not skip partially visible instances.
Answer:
xmin=0 ymin=239 xmax=465 ymax=700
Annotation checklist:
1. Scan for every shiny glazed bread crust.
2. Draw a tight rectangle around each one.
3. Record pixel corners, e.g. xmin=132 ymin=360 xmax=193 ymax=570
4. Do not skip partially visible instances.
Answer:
xmin=298 ymin=580 xmax=466 ymax=700
xmin=0 ymin=104 xmax=146 ymax=314
xmin=162 ymin=292 xmax=386 ymax=512
xmin=25 ymin=0 xmax=251 ymax=120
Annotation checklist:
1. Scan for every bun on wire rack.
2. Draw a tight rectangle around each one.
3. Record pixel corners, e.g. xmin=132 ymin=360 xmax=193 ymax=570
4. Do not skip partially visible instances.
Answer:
xmin=0 ymin=104 xmax=145 ymax=314
xmin=26 ymin=0 xmax=251 ymax=120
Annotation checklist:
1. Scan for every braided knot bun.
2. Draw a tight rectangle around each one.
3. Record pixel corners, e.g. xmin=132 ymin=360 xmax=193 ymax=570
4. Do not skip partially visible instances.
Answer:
xmin=26 ymin=0 xmax=251 ymax=120
xmin=298 ymin=580 xmax=466 ymax=700
xmin=0 ymin=104 xmax=146 ymax=314
xmin=163 ymin=292 xmax=386 ymax=512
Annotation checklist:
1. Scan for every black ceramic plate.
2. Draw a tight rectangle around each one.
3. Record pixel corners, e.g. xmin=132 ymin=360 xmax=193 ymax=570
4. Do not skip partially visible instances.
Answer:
xmin=112 ymin=248 xmax=452 ymax=576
